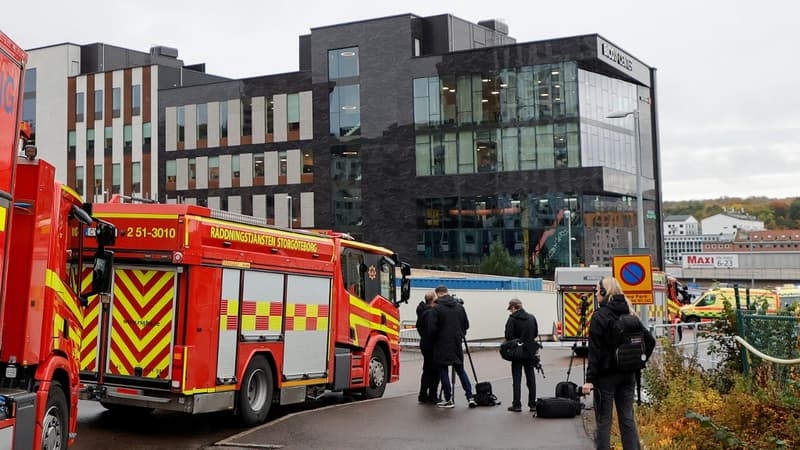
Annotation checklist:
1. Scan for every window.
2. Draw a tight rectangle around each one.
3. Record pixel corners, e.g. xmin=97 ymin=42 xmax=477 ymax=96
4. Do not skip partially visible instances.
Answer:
xmin=123 ymin=125 xmax=132 ymax=153
xmin=75 ymin=92 xmax=84 ymax=122
xmin=112 ymin=163 xmax=121 ymax=194
xmin=287 ymin=93 xmax=299 ymax=137
xmin=253 ymin=153 xmax=264 ymax=181
xmin=112 ymin=87 xmax=121 ymax=118
xmin=302 ymin=152 xmax=314 ymax=183
xmin=341 ymin=250 xmax=365 ymax=298
xmin=166 ymin=160 xmax=177 ymax=189
xmin=75 ymin=166 xmax=84 ymax=196
xmin=278 ymin=150 xmax=287 ymax=183
xmin=219 ymin=102 xmax=228 ymax=140
xmin=104 ymin=127 xmax=113 ymax=154
xmin=131 ymin=162 xmax=141 ymax=193
xmin=329 ymin=85 xmax=360 ymax=137
xmin=131 ymin=85 xmax=141 ymax=116
xmin=94 ymin=90 xmax=103 ymax=120
xmin=188 ymin=158 xmax=196 ymax=188
xmin=86 ymin=129 xmax=95 ymax=155
xmin=93 ymin=164 xmax=103 ymax=199
xmin=413 ymin=38 xmax=421 ymax=57
xmin=143 ymin=122 xmax=152 ymax=151
xmin=266 ymin=99 xmax=274 ymax=138
xmin=328 ymin=47 xmax=359 ymax=79
xmin=67 ymin=131 xmax=76 ymax=159
xmin=231 ymin=154 xmax=240 ymax=187
xmin=197 ymin=103 xmax=208 ymax=143
xmin=22 ymin=68 xmax=36 ymax=133
xmin=177 ymin=106 xmax=185 ymax=144
xmin=208 ymin=156 xmax=219 ymax=188
xmin=241 ymin=98 xmax=252 ymax=138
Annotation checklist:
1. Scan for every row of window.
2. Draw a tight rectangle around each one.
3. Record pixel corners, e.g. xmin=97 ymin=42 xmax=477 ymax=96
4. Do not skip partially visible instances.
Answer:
xmin=74 ymin=162 xmax=142 ymax=198
xmin=415 ymin=124 xmax=580 ymax=176
xmin=75 ymin=84 xmax=142 ymax=122
xmin=166 ymin=192 xmax=313 ymax=229
xmin=68 ymin=123 xmax=153 ymax=158
xmin=164 ymin=150 xmax=314 ymax=191
xmin=413 ymin=62 xmax=579 ymax=128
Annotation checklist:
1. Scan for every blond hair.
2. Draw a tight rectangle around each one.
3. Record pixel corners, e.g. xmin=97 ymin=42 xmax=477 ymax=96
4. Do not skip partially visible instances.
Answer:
xmin=600 ymin=277 xmax=638 ymax=317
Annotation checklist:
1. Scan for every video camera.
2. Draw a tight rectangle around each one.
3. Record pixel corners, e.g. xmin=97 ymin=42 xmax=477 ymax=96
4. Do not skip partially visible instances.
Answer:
xmin=578 ymin=294 xmax=591 ymax=317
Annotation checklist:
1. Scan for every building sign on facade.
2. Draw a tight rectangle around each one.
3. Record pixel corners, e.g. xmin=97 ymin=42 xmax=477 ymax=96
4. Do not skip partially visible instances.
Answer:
xmin=596 ymin=36 xmax=651 ymax=87
xmin=682 ymin=254 xmax=739 ymax=269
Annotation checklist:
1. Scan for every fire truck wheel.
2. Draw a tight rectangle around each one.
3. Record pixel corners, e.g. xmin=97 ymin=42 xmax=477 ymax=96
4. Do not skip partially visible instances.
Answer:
xmin=42 ymin=381 xmax=68 ymax=450
xmin=238 ymin=355 xmax=274 ymax=426
xmin=364 ymin=347 xmax=388 ymax=399
xmin=683 ymin=315 xmax=700 ymax=323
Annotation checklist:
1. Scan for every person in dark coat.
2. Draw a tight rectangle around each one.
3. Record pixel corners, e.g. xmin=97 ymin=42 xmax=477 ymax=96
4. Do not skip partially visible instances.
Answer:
xmin=504 ymin=298 xmax=539 ymax=412
xmin=582 ymin=277 xmax=653 ymax=450
xmin=416 ymin=291 xmax=439 ymax=404
xmin=430 ymin=285 xmax=476 ymax=408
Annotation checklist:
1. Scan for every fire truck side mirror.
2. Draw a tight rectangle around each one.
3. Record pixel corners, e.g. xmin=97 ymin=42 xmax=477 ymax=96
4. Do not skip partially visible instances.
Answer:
xmin=80 ymin=250 xmax=114 ymax=307
xmin=92 ymin=250 xmax=114 ymax=295
xmin=94 ymin=220 xmax=117 ymax=247
xmin=398 ymin=263 xmax=411 ymax=305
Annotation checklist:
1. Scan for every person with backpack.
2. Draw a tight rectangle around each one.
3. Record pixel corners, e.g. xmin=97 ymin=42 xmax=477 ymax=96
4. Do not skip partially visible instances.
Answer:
xmin=581 ymin=277 xmax=655 ymax=450
xmin=504 ymin=298 xmax=539 ymax=412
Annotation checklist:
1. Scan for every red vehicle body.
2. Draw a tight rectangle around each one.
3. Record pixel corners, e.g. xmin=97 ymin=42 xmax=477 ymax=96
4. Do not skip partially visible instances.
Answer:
xmin=80 ymin=201 xmax=410 ymax=425
xmin=0 ymin=30 xmax=116 ymax=449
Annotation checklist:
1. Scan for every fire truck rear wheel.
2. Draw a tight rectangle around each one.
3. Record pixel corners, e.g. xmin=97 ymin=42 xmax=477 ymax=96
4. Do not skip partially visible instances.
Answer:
xmin=364 ymin=347 xmax=388 ymax=399
xmin=684 ymin=315 xmax=700 ymax=323
xmin=238 ymin=355 xmax=274 ymax=426
xmin=42 ymin=380 xmax=68 ymax=450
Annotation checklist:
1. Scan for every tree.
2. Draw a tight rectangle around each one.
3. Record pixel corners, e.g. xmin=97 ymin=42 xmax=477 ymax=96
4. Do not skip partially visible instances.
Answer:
xmin=480 ymin=239 xmax=520 ymax=276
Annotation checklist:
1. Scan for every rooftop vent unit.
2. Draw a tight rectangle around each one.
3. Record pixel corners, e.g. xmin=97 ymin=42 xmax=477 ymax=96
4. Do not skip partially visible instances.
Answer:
xmin=150 ymin=45 xmax=179 ymax=58
xmin=478 ymin=19 xmax=509 ymax=35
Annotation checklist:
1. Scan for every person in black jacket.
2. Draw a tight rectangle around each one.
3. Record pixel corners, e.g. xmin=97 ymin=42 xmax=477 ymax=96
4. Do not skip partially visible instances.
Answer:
xmin=582 ymin=277 xmax=654 ymax=450
xmin=416 ymin=291 xmax=439 ymax=404
xmin=504 ymin=298 xmax=539 ymax=412
xmin=430 ymin=285 xmax=476 ymax=409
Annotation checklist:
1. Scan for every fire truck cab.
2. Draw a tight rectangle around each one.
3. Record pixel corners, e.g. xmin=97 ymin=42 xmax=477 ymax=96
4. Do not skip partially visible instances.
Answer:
xmin=80 ymin=202 xmax=410 ymax=425
xmin=1 ymin=30 xmax=116 ymax=449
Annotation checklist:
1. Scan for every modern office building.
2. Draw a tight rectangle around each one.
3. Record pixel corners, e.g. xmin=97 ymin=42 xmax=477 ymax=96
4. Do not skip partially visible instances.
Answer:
xmin=25 ymin=42 xmax=226 ymax=201
xmin=30 ymin=13 xmax=665 ymax=279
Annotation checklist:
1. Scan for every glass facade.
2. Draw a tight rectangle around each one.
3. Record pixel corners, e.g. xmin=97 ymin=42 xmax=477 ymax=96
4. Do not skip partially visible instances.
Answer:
xmin=413 ymin=62 xmax=580 ymax=175
xmin=328 ymin=47 xmax=359 ymax=79
xmin=329 ymin=85 xmax=360 ymax=137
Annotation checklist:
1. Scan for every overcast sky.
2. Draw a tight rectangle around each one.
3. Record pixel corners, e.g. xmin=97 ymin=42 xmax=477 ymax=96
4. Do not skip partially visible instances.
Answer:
xmin=5 ymin=0 xmax=799 ymax=201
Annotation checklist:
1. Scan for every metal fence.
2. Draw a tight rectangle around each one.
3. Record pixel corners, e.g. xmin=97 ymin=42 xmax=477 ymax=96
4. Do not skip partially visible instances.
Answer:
xmin=738 ymin=313 xmax=800 ymax=385
xmin=648 ymin=322 xmax=720 ymax=369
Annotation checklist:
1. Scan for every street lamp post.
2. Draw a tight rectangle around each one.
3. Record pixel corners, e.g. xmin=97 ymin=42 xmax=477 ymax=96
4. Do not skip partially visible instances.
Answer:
xmin=565 ymin=209 xmax=572 ymax=267
xmin=607 ymin=108 xmax=647 ymax=321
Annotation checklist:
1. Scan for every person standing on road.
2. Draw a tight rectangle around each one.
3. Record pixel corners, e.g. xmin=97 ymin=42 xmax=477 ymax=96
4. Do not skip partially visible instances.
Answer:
xmin=416 ymin=291 xmax=439 ymax=404
xmin=430 ymin=285 xmax=476 ymax=409
xmin=582 ymin=277 xmax=653 ymax=450
xmin=504 ymin=298 xmax=539 ymax=412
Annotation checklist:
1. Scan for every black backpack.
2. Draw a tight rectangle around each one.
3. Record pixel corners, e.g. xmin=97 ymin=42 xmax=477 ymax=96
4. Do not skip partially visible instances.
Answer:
xmin=612 ymin=313 xmax=656 ymax=403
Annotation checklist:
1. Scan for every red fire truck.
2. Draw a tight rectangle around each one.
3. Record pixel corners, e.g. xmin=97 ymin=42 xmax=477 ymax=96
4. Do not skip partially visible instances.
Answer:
xmin=80 ymin=201 xmax=410 ymax=425
xmin=0 ymin=30 xmax=116 ymax=448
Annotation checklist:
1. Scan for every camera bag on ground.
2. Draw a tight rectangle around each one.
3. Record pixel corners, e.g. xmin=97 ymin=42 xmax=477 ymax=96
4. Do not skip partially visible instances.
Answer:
xmin=535 ymin=397 xmax=581 ymax=418
xmin=464 ymin=337 xmax=500 ymax=407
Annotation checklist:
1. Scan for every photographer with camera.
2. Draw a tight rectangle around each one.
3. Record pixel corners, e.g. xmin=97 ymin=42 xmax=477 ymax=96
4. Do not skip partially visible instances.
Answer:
xmin=504 ymin=298 xmax=539 ymax=412
xmin=430 ymin=285 xmax=476 ymax=409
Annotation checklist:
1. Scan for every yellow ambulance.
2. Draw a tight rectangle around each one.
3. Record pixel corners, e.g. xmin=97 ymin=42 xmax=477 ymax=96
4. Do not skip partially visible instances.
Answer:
xmin=680 ymin=287 xmax=779 ymax=322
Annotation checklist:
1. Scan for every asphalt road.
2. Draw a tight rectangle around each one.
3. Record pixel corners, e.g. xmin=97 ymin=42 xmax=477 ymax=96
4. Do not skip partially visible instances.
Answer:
xmin=72 ymin=345 xmax=595 ymax=449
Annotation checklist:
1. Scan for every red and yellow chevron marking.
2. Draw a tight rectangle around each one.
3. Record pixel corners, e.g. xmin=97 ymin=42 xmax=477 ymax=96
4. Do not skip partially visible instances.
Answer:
xmin=563 ymin=292 xmax=594 ymax=337
xmin=220 ymin=299 xmax=239 ymax=331
xmin=79 ymin=267 xmax=101 ymax=372
xmin=285 ymin=303 xmax=329 ymax=331
xmin=108 ymin=269 xmax=175 ymax=379
xmin=241 ymin=301 xmax=283 ymax=332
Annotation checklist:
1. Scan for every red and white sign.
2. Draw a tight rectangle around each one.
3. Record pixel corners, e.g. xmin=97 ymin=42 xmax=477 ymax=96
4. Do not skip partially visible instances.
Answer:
xmin=682 ymin=254 xmax=739 ymax=269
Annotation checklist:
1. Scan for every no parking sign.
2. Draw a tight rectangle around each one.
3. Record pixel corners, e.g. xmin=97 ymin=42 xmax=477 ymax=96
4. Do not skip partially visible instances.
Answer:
xmin=612 ymin=255 xmax=654 ymax=305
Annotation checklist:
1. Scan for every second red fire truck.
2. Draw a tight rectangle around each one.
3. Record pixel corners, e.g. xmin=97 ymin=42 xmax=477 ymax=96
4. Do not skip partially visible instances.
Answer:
xmin=80 ymin=201 xmax=410 ymax=425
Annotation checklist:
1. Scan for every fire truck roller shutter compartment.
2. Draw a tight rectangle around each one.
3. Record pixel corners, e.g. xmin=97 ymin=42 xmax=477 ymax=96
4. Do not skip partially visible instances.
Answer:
xmin=282 ymin=275 xmax=332 ymax=379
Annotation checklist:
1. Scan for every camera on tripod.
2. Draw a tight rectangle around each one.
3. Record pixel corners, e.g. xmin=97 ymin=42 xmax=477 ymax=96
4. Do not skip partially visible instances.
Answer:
xmin=579 ymin=294 xmax=590 ymax=316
